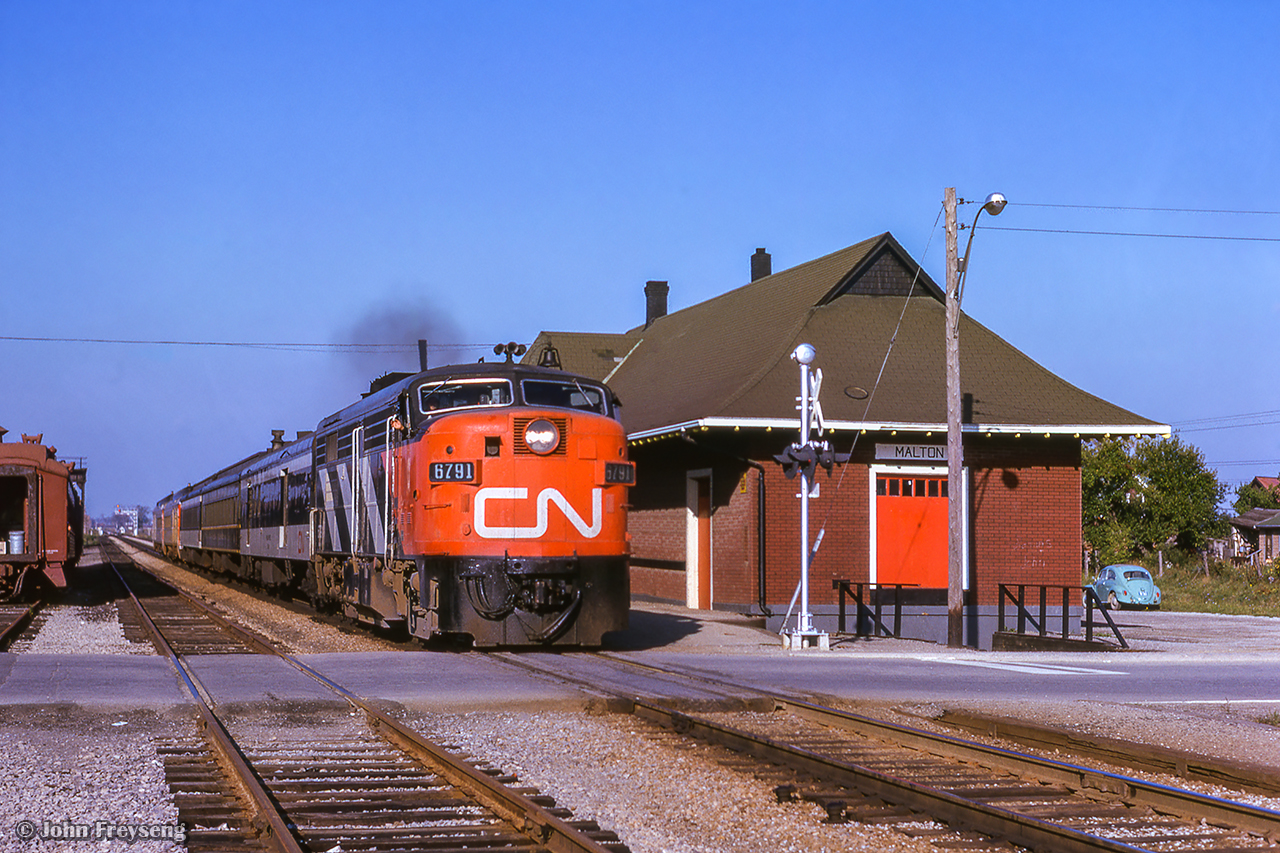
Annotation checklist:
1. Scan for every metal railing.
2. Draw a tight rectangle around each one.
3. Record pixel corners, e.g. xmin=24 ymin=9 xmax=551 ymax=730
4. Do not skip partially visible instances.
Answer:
xmin=833 ymin=580 xmax=917 ymax=638
xmin=997 ymin=583 xmax=1127 ymax=649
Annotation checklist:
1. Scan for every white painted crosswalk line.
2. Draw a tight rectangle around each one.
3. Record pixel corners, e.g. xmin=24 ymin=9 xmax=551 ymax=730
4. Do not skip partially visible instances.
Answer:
xmin=936 ymin=659 xmax=1126 ymax=676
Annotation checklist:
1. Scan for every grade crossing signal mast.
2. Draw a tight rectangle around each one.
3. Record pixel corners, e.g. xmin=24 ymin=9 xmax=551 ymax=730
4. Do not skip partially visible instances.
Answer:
xmin=774 ymin=344 xmax=848 ymax=650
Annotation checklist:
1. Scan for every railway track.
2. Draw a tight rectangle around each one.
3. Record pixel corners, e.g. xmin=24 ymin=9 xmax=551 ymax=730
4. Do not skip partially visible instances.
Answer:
xmin=101 ymin=540 xmax=628 ymax=853
xmin=495 ymin=652 xmax=1280 ymax=853
xmin=0 ymin=600 xmax=43 ymax=650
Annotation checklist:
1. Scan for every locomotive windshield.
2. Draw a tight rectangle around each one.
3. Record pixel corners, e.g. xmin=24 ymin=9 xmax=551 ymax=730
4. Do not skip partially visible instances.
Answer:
xmin=419 ymin=378 xmax=512 ymax=414
xmin=520 ymin=379 xmax=608 ymax=415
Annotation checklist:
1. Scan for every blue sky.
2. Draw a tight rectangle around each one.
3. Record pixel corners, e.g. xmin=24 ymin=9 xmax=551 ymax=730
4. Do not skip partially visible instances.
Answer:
xmin=2 ymin=1 xmax=1277 ymax=516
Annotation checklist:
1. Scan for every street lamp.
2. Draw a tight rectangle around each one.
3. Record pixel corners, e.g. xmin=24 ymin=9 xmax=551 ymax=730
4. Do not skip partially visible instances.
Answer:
xmin=944 ymin=189 xmax=1006 ymax=647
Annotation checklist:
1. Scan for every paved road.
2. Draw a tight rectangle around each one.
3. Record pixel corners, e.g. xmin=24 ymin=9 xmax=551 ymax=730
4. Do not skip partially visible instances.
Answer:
xmin=606 ymin=604 xmax=1280 ymax=709
xmin=1 ymin=603 xmax=1277 ymax=712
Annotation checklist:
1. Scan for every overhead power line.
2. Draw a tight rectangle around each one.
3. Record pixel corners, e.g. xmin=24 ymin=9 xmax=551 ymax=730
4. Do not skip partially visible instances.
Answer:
xmin=983 ymin=200 xmax=1280 ymax=242
xmin=1173 ymin=409 xmax=1280 ymax=426
xmin=1010 ymin=202 xmax=1280 ymax=216
xmin=1207 ymin=459 xmax=1280 ymax=469
xmin=984 ymin=226 xmax=1280 ymax=243
xmin=1171 ymin=409 xmax=1280 ymax=433
xmin=0 ymin=335 xmax=491 ymax=352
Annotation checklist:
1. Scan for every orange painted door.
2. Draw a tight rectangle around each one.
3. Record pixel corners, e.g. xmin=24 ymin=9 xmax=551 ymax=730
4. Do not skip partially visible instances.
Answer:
xmin=696 ymin=479 xmax=712 ymax=609
xmin=876 ymin=474 xmax=948 ymax=588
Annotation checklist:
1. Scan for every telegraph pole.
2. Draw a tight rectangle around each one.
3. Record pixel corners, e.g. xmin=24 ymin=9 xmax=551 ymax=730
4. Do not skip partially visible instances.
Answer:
xmin=944 ymin=187 xmax=964 ymax=648
xmin=943 ymin=187 xmax=1007 ymax=648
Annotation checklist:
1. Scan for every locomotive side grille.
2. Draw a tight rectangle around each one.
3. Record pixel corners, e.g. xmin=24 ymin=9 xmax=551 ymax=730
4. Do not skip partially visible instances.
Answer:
xmin=514 ymin=416 xmax=568 ymax=455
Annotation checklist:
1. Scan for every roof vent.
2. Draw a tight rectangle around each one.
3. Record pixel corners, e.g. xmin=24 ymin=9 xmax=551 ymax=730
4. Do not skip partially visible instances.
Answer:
xmin=645 ymin=280 xmax=669 ymax=327
xmin=751 ymin=247 xmax=772 ymax=281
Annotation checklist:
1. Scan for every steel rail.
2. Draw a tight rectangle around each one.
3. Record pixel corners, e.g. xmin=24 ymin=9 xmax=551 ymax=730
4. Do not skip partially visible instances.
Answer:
xmin=247 ymin=645 xmax=617 ymax=853
xmin=499 ymin=652 xmax=1280 ymax=851
xmin=773 ymin=696 xmax=1280 ymax=841
xmin=601 ymin=650 xmax=1280 ymax=832
xmin=104 ymin=553 xmax=305 ymax=853
xmin=937 ymin=708 xmax=1280 ymax=796
xmin=111 ymin=538 xmax=618 ymax=853
xmin=0 ymin=601 xmax=42 ymax=650
xmin=629 ymin=698 xmax=1147 ymax=853
xmin=495 ymin=653 xmax=1139 ymax=851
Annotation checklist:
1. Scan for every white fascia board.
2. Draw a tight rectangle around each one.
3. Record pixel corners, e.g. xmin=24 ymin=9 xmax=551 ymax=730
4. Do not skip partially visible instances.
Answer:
xmin=627 ymin=417 xmax=1171 ymax=442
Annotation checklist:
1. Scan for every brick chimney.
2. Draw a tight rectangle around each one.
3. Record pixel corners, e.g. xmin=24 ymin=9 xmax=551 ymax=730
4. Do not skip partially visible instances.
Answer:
xmin=644 ymin=280 xmax=669 ymax=328
xmin=751 ymin=247 xmax=772 ymax=281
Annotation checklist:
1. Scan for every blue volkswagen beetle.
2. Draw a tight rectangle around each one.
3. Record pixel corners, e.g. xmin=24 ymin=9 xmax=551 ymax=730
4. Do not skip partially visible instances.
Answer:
xmin=1091 ymin=564 xmax=1161 ymax=610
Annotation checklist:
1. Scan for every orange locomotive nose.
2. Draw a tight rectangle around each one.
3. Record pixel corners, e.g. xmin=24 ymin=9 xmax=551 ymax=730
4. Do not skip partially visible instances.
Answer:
xmin=400 ymin=409 xmax=630 ymax=560
xmin=395 ymin=398 xmax=631 ymax=645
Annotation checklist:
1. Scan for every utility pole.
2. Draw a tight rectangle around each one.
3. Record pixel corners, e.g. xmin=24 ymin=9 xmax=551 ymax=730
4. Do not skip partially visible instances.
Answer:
xmin=944 ymin=187 xmax=964 ymax=648
xmin=943 ymin=187 xmax=1007 ymax=648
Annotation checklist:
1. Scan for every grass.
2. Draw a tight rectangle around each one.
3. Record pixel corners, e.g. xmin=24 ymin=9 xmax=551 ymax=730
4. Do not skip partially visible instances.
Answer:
xmin=1113 ymin=556 xmax=1280 ymax=618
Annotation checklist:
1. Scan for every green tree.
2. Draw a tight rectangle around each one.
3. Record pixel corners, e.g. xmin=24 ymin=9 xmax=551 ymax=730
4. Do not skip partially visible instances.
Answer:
xmin=1233 ymin=481 xmax=1280 ymax=515
xmin=1133 ymin=436 xmax=1226 ymax=551
xmin=1082 ymin=436 xmax=1225 ymax=564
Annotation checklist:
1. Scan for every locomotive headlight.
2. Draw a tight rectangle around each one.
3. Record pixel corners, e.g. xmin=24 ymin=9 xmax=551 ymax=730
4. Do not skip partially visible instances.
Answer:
xmin=524 ymin=418 xmax=560 ymax=455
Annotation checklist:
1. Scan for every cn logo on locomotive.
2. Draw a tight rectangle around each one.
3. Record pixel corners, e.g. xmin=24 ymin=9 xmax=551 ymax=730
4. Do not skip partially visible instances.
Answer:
xmin=473 ymin=487 xmax=602 ymax=539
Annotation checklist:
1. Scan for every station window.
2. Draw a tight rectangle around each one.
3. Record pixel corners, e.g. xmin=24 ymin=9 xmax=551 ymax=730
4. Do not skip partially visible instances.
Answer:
xmin=877 ymin=475 xmax=947 ymax=498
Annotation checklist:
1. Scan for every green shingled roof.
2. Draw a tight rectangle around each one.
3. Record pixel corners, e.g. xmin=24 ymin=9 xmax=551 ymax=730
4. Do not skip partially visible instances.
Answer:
xmin=533 ymin=233 xmax=1167 ymax=439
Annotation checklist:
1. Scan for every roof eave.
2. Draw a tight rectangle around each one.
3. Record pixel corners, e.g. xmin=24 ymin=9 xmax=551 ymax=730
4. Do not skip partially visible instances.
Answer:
xmin=628 ymin=417 xmax=1171 ymax=442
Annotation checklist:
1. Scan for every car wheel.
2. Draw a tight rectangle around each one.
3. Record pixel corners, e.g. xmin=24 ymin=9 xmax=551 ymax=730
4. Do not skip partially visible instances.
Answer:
xmin=1108 ymin=592 xmax=1120 ymax=610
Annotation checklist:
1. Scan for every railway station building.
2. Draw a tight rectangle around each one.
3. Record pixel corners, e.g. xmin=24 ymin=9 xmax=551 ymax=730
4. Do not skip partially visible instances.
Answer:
xmin=526 ymin=233 xmax=1168 ymax=646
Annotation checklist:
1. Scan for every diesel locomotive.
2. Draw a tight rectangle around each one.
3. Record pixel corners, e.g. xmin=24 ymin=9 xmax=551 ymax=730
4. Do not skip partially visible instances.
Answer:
xmin=0 ymin=430 xmax=86 ymax=599
xmin=154 ymin=358 xmax=633 ymax=646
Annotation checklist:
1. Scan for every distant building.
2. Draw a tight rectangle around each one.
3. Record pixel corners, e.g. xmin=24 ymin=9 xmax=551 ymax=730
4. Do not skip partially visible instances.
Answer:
xmin=527 ymin=233 xmax=1168 ymax=646
xmin=1229 ymin=508 xmax=1280 ymax=567
xmin=1247 ymin=475 xmax=1280 ymax=500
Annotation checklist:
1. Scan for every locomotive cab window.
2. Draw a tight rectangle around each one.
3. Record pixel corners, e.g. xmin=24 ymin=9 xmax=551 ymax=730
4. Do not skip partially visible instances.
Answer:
xmin=520 ymin=379 xmax=607 ymax=415
xmin=418 ymin=379 xmax=512 ymax=414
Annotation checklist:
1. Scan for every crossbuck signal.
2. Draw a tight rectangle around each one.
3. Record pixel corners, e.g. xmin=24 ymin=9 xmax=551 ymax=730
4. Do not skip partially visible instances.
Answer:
xmin=776 ymin=344 xmax=847 ymax=651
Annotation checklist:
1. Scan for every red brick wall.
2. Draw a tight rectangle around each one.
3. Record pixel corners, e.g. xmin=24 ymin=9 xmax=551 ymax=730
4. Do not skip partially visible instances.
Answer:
xmin=631 ymin=565 xmax=686 ymax=601
xmin=967 ymin=437 xmax=1082 ymax=606
xmin=630 ymin=506 xmax=685 ymax=564
xmin=625 ymin=433 xmax=1082 ymax=612
xmin=758 ymin=459 xmax=870 ymax=610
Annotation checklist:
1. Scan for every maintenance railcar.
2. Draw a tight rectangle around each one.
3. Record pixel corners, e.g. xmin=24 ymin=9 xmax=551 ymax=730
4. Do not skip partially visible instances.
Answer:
xmin=0 ymin=430 xmax=85 ymax=599
xmin=155 ymin=360 xmax=632 ymax=646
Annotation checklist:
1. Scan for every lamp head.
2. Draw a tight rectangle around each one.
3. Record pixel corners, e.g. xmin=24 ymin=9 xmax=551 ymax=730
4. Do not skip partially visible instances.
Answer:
xmin=982 ymin=192 xmax=1007 ymax=216
xmin=792 ymin=343 xmax=816 ymax=365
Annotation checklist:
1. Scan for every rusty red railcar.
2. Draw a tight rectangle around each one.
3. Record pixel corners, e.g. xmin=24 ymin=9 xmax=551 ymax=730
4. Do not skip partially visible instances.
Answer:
xmin=0 ymin=429 xmax=86 ymax=599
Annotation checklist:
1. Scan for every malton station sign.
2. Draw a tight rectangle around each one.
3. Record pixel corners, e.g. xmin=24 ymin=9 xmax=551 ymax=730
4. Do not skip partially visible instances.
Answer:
xmin=875 ymin=443 xmax=947 ymax=461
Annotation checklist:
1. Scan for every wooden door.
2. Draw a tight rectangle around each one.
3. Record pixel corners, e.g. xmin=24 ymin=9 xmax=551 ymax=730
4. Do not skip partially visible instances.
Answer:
xmin=876 ymin=474 xmax=948 ymax=588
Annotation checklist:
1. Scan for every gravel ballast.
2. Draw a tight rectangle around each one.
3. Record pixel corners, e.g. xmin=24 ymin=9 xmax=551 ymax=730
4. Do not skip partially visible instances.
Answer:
xmin=0 ymin=709 xmax=188 ymax=853
xmin=413 ymin=709 xmax=940 ymax=853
